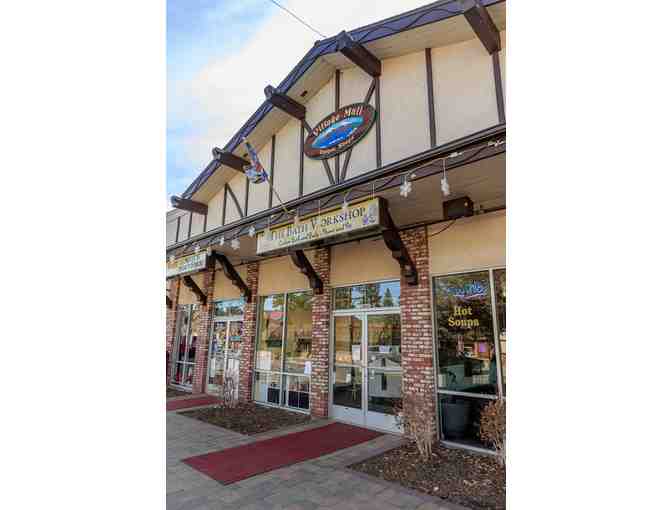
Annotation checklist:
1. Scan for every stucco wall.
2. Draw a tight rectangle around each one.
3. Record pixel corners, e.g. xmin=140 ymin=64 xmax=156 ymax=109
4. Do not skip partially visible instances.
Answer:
xmin=178 ymin=273 xmax=205 ymax=305
xmin=206 ymin=187 xmax=225 ymax=231
xmin=258 ymin=254 xmax=313 ymax=296
xmin=303 ymin=75 xmax=335 ymax=195
xmin=331 ymin=237 xmax=399 ymax=286
xmin=428 ymin=210 xmax=505 ymax=275
xmin=213 ymin=265 xmax=248 ymax=300
xmin=273 ymin=118 xmax=301 ymax=205
xmin=224 ymin=173 xmax=246 ymax=224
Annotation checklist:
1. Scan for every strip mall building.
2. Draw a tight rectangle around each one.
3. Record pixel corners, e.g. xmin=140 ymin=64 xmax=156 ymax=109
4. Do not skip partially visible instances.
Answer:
xmin=166 ymin=0 xmax=506 ymax=451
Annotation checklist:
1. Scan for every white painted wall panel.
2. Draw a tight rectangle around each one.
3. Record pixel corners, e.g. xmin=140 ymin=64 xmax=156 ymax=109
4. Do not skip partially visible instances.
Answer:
xmin=272 ymin=118 xmax=301 ymax=206
xmin=339 ymin=66 xmax=377 ymax=180
xmin=380 ymin=50 xmax=429 ymax=165
xmin=176 ymin=211 xmax=190 ymax=242
xmin=166 ymin=217 xmax=178 ymax=246
xmin=190 ymin=212 xmax=205 ymax=236
xmin=433 ymin=38 xmax=499 ymax=145
xmin=303 ymin=76 xmax=334 ymax=195
xmin=225 ymin=174 xmax=246 ymax=224
xmin=206 ymin=187 xmax=225 ymax=231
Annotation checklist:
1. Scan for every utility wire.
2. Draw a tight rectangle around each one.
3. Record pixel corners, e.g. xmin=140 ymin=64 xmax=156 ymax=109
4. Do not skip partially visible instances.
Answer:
xmin=266 ymin=0 xmax=326 ymax=39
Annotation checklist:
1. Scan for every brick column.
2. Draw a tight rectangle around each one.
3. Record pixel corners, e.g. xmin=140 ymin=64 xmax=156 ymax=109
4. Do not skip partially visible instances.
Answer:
xmin=192 ymin=268 xmax=216 ymax=394
xmin=166 ymin=277 xmax=181 ymax=384
xmin=238 ymin=262 xmax=260 ymax=402
xmin=310 ymin=247 xmax=331 ymax=418
xmin=399 ymin=227 xmax=437 ymax=437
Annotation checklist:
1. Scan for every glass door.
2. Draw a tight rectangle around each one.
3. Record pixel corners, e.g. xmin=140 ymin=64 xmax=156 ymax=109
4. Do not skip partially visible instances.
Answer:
xmin=207 ymin=319 xmax=243 ymax=396
xmin=171 ymin=304 xmax=199 ymax=389
xmin=331 ymin=311 xmax=402 ymax=432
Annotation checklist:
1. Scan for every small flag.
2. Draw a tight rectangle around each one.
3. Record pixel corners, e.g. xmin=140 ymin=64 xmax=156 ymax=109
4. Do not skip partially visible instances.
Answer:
xmin=243 ymin=137 xmax=268 ymax=184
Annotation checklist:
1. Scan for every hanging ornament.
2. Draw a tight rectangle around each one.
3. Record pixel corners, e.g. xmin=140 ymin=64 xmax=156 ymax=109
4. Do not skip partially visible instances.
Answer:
xmin=248 ymin=225 xmax=256 ymax=238
xmin=206 ymin=248 xmax=212 ymax=256
xmin=219 ymin=237 xmax=226 ymax=246
xmin=294 ymin=210 xmax=300 ymax=227
xmin=193 ymin=245 xmax=200 ymax=254
xmin=400 ymin=174 xmax=412 ymax=198
xmin=264 ymin=217 xmax=271 ymax=238
xmin=169 ymin=255 xmax=175 ymax=263
xmin=230 ymin=238 xmax=240 ymax=250
xmin=341 ymin=199 xmax=349 ymax=212
xmin=441 ymin=159 xmax=451 ymax=197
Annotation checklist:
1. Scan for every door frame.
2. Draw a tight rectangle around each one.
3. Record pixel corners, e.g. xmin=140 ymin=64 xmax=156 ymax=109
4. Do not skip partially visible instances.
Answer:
xmin=170 ymin=304 xmax=197 ymax=390
xmin=206 ymin=316 xmax=244 ymax=395
xmin=330 ymin=306 xmax=403 ymax=433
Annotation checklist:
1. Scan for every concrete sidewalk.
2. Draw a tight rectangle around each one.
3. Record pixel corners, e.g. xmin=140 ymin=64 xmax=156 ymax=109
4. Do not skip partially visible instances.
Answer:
xmin=167 ymin=410 xmax=469 ymax=510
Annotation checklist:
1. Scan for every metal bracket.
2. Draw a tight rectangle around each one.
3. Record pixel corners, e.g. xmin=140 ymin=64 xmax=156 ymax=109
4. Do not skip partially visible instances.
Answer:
xmin=290 ymin=249 xmax=324 ymax=294
xmin=182 ymin=275 xmax=207 ymax=305
xmin=213 ymin=253 xmax=252 ymax=303
xmin=380 ymin=205 xmax=418 ymax=286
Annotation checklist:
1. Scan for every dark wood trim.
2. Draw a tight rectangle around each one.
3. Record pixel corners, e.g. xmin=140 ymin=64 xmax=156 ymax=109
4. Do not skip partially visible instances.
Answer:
xmin=166 ymin=125 xmax=506 ymax=252
xmin=334 ymin=70 xmax=341 ymax=183
xmin=170 ymin=196 xmax=208 ymax=215
xmin=299 ymin=124 xmax=305 ymax=197
xmin=244 ymin=177 xmax=250 ymax=216
xmin=203 ymin=211 xmax=208 ymax=233
xmin=462 ymin=0 xmax=500 ymax=54
xmin=379 ymin=199 xmax=418 ymax=285
xmin=290 ymin=250 xmax=323 ymax=294
xmin=213 ymin=253 xmax=252 ymax=302
xmin=225 ymin=183 xmax=244 ymax=219
xmin=264 ymin=85 xmax=306 ymax=120
xmin=492 ymin=51 xmax=506 ymax=124
xmin=182 ymin=275 xmax=207 ymax=305
xmin=336 ymin=31 xmax=381 ymax=77
xmin=268 ymin=135 xmax=276 ymax=208
xmin=322 ymin=159 xmax=335 ymax=185
xmin=175 ymin=215 xmax=181 ymax=243
xmin=187 ymin=212 xmax=193 ymax=238
xmin=166 ymin=295 xmax=173 ymax=308
xmin=212 ymin=148 xmax=249 ymax=172
xmin=222 ymin=185 xmax=228 ymax=225
xmin=374 ymin=76 xmax=381 ymax=168
xmin=301 ymin=119 xmax=312 ymax=133
xmin=425 ymin=48 xmax=437 ymax=148
xmin=341 ymin=78 xmax=377 ymax=182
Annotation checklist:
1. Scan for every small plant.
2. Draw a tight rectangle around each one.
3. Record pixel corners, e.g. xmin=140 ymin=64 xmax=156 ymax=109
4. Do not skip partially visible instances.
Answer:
xmin=394 ymin=394 xmax=436 ymax=462
xmin=479 ymin=399 xmax=506 ymax=467
xmin=218 ymin=369 xmax=238 ymax=410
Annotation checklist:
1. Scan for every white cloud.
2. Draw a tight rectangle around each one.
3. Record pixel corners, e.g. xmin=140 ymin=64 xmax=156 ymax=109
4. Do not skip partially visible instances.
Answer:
xmin=170 ymin=0 xmax=428 ymax=187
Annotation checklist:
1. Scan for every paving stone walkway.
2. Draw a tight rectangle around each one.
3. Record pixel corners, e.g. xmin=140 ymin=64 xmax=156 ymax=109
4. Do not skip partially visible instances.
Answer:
xmin=167 ymin=409 xmax=470 ymax=510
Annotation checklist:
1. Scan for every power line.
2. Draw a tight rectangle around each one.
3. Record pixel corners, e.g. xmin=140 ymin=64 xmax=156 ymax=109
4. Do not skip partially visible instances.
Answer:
xmin=266 ymin=0 xmax=326 ymax=39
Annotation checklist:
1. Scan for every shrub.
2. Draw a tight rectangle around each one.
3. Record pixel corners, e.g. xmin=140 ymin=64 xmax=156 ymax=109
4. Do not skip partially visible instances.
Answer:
xmin=394 ymin=394 xmax=436 ymax=462
xmin=218 ymin=369 xmax=238 ymax=410
xmin=479 ymin=399 xmax=506 ymax=466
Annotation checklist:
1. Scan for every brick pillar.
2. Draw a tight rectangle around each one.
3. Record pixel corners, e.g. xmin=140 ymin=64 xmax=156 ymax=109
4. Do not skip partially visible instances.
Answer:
xmin=192 ymin=268 xmax=216 ymax=394
xmin=238 ymin=262 xmax=259 ymax=402
xmin=166 ymin=278 xmax=181 ymax=384
xmin=399 ymin=227 xmax=437 ymax=437
xmin=310 ymin=247 xmax=331 ymax=418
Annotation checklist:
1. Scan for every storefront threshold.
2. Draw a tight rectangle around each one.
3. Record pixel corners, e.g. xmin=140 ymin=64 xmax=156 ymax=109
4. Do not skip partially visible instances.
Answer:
xmin=330 ymin=417 xmax=403 ymax=436
xmin=253 ymin=400 xmax=311 ymax=415
xmin=441 ymin=440 xmax=496 ymax=456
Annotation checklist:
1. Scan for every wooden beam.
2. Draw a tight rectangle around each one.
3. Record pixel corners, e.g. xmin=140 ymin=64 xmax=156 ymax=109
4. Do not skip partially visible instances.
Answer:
xmin=225 ymin=183 xmax=244 ymax=219
xmin=341 ymin=78 xmax=376 ymax=181
xmin=299 ymin=123 xmax=305 ymax=197
xmin=166 ymin=295 xmax=173 ymax=308
xmin=175 ymin=215 xmax=181 ymax=243
xmin=187 ymin=212 xmax=193 ymax=238
xmin=425 ymin=48 xmax=437 ymax=148
xmin=461 ymin=0 xmax=500 ymax=54
xmin=268 ymin=135 xmax=275 ymax=209
xmin=336 ymin=31 xmax=381 ymax=77
xmin=380 ymin=201 xmax=418 ymax=285
xmin=334 ymin=70 xmax=341 ymax=183
xmin=290 ymin=250 xmax=323 ymax=294
xmin=213 ymin=253 xmax=252 ymax=302
xmin=492 ymin=51 xmax=506 ymax=123
xmin=182 ymin=275 xmax=207 ymax=305
xmin=264 ymin=85 xmax=306 ymax=120
xmin=170 ymin=196 xmax=208 ymax=216
xmin=212 ymin=148 xmax=249 ymax=172
xmin=375 ymin=76 xmax=381 ymax=167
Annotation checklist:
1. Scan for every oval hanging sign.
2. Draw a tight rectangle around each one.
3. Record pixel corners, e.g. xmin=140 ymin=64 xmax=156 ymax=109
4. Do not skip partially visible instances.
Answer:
xmin=304 ymin=102 xmax=376 ymax=160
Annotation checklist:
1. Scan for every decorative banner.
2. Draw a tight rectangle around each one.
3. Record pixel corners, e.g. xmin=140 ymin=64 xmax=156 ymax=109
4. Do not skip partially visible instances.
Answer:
xmin=304 ymin=102 xmax=376 ymax=160
xmin=166 ymin=252 xmax=208 ymax=278
xmin=257 ymin=197 xmax=382 ymax=255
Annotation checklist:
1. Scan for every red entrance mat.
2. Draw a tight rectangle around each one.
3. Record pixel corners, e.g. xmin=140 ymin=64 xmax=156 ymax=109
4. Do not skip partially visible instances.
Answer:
xmin=183 ymin=422 xmax=382 ymax=484
xmin=167 ymin=395 xmax=219 ymax=411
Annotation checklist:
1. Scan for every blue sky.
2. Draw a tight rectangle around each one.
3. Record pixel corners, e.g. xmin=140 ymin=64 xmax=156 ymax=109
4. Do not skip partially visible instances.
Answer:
xmin=166 ymin=0 xmax=427 ymax=209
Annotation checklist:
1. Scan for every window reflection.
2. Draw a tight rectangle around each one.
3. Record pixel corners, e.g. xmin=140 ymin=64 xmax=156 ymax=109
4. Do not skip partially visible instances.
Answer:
xmin=256 ymin=295 xmax=284 ymax=371
xmin=334 ymin=281 xmax=400 ymax=310
xmin=284 ymin=292 xmax=313 ymax=374
xmin=494 ymin=269 xmax=506 ymax=394
xmin=434 ymin=272 xmax=496 ymax=395
xmin=334 ymin=315 xmax=363 ymax=365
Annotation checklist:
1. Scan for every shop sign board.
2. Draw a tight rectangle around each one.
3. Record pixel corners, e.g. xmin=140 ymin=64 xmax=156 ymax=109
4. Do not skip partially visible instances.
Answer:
xmin=166 ymin=251 xmax=208 ymax=278
xmin=304 ymin=103 xmax=376 ymax=160
xmin=256 ymin=197 xmax=382 ymax=255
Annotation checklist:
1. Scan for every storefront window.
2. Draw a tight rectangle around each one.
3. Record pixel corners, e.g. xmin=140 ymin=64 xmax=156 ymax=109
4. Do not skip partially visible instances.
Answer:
xmin=434 ymin=272 xmax=496 ymax=395
xmin=214 ymin=298 xmax=244 ymax=318
xmin=284 ymin=292 xmax=313 ymax=374
xmin=256 ymin=295 xmax=284 ymax=372
xmin=334 ymin=281 xmax=400 ymax=310
xmin=254 ymin=291 xmax=312 ymax=411
xmin=494 ymin=269 xmax=506 ymax=395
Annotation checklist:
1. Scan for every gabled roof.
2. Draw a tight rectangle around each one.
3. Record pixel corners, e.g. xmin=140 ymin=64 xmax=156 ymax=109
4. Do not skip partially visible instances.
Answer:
xmin=182 ymin=0 xmax=504 ymax=200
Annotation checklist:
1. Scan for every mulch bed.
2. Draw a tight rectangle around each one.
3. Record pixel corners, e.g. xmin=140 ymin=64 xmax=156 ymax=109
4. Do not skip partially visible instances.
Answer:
xmin=167 ymin=387 xmax=190 ymax=398
xmin=179 ymin=403 xmax=311 ymax=435
xmin=349 ymin=442 xmax=505 ymax=510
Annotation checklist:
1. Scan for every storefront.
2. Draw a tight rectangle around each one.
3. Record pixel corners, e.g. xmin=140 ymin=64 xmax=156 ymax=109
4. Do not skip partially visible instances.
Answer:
xmin=166 ymin=0 xmax=506 ymax=449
